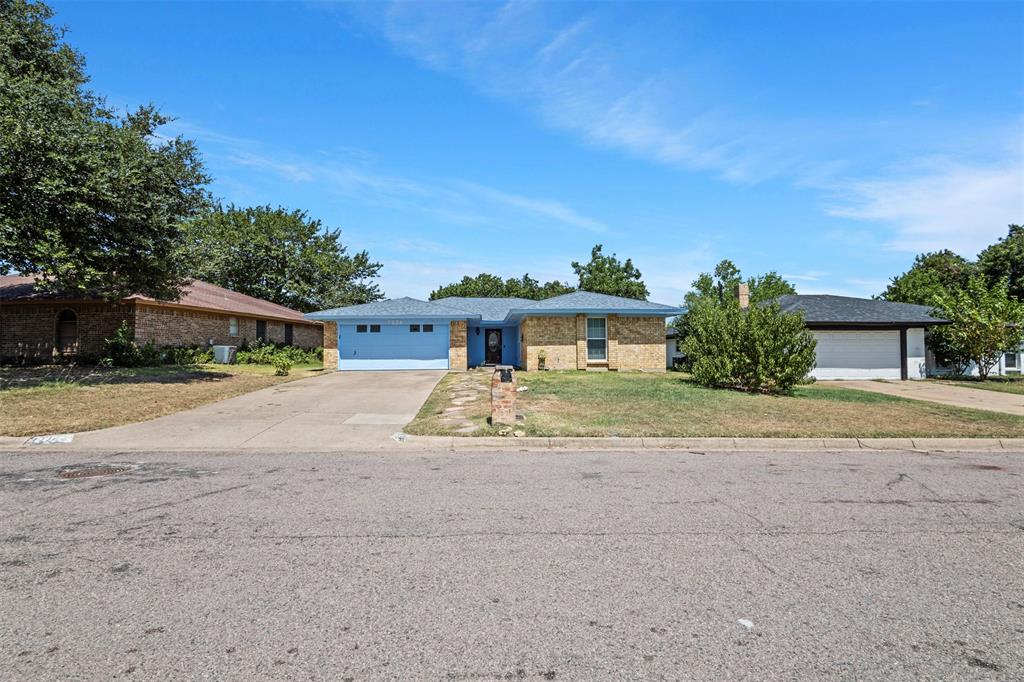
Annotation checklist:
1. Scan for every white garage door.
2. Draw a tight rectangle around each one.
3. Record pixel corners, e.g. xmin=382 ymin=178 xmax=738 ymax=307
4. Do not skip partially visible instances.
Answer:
xmin=811 ymin=330 xmax=901 ymax=380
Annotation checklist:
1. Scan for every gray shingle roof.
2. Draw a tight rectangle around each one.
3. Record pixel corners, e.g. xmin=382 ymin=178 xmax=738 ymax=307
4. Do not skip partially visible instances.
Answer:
xmin=515 ymin=290 xmax=684 ymax=314
xmin=433 ymin=297 xmax=534 ymax=321
xmin=773 ymin=295 xmax=946 ymax=325
xmin=307 ymin=291 xmax=685 ymax=321
xmin=305 ymin=297 xmax=477 ymax=320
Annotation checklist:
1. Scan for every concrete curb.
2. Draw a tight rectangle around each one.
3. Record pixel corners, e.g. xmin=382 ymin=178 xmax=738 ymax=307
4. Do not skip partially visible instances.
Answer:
xmin=398 ymin=435 xmax=1024 ymax=453
xmin=3 ymin=434 xmax=1021 ymax=454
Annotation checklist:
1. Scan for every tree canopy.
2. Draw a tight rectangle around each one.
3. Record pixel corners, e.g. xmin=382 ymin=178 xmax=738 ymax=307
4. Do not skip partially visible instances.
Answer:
xmin=683 ymin=259 xmax=796 ymax=311
xmin=0 ymin=0 xmax=210 ymax=300
xmin=673 ymin=260 xmax=797 ymax=357
xmin=429 ymin=273 xmax=575 ymax=300
xmin=880 ymin=250 xmax=977 ymax=306
xmin=571 ymin=244 xmax=649 ymax=300
xmin=183 ymin=205 xmax=383 ymax=313
xmin=978 ymin=224 xmax=1024 ymax=301
xmin=931 ymin=275 xmax=1024 ymax=380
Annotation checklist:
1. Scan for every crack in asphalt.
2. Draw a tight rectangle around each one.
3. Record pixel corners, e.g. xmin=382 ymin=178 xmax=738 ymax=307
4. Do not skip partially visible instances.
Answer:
xmin=127 ymin=483 xmax=252 ymax=514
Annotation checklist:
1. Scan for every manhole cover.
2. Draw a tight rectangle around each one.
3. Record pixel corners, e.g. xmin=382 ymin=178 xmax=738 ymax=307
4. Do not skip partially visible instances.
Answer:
xmin=57 ymin=464 xmax=133 ymax=479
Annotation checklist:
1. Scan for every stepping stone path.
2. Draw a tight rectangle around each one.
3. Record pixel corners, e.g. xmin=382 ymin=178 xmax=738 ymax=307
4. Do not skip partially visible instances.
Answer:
xmin=435 ymin=372 xmax=489 ymax=434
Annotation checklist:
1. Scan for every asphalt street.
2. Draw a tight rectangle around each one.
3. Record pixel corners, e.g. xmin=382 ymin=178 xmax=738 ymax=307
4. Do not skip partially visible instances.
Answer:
xmin=1 ymin=447 xmax=1022 ymax=680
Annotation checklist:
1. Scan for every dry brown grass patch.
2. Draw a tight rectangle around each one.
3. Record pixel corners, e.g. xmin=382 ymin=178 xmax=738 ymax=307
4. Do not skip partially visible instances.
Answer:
xmin=0 ymin=364 xmax=322 ymax=437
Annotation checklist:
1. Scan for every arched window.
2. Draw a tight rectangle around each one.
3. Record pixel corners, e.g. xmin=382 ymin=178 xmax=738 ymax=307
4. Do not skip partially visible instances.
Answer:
xmin=56 ymin=309 xmax=78 ymax=355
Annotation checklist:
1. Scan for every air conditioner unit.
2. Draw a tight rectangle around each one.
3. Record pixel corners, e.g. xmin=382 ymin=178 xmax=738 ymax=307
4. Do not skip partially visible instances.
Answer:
xmin=212 ymin=345 xmax=237 ymax=364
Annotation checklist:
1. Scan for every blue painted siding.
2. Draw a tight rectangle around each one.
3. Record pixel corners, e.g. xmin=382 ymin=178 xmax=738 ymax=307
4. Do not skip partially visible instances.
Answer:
xmin=467 ymin=323 xmax=520 ymax=367
xmin=338 ymin=321 xmax=449 ymax=370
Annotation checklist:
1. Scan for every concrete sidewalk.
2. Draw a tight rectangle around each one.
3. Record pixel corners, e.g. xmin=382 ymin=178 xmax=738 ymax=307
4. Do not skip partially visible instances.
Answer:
xmin=836 ymin=379 xmax=1024 ymax=416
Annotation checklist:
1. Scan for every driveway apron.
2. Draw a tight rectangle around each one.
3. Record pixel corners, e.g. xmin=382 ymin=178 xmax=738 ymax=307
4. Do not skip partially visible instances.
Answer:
xmin=835 ymin=380 xmax=1024 ymax=416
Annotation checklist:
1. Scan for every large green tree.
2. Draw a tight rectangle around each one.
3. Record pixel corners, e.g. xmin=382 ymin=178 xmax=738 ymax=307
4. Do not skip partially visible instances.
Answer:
xmin=0 ymin=0 xmax=210 ymax=300
xmin=673 ymin=260 xmax=797 ymax=353
xmin=932 ymin=275 xmax=1024 ymax=380
xmin=184 ymin=205 xmax=383 ymax=313
xmin=683 ymin=259 xmax=796 ymax=311
xmin=571 ymin=244 xmax=649 ymax=299
xmin=429 ymin=273 xmax=575 ymax=300
xmin=880 ymin=250 xmax=977 ymax=306
xmin=978 ymin=224 xmax=1024 ymax=301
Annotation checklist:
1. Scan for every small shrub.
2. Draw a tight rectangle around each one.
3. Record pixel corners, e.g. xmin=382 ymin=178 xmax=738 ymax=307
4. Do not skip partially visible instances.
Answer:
xmin=162 ymin=345 xmax=214 ymax=365
xmin=139 ymin=341 xmax=162 ymax=366
xmin=273 ymin=356 xmax=292 ymax=376
xmin=102 ymin=321 xmax=144 ymax=367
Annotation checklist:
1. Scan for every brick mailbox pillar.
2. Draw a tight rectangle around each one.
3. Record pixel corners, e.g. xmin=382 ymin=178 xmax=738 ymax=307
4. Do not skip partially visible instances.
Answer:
xmin=490 ymin=365 xmax=517 ymax=426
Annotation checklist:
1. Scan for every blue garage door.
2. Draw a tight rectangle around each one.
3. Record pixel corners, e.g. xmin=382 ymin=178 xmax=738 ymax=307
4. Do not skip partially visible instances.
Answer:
xmin=338 ymin=322 xmax=450 ymax=370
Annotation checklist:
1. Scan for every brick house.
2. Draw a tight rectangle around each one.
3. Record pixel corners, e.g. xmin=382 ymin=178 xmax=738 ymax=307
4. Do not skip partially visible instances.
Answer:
xmin=306 ymin=291 xmax=683 ymax=372
xmin=0 ymin=276 xmax=322 ymax=363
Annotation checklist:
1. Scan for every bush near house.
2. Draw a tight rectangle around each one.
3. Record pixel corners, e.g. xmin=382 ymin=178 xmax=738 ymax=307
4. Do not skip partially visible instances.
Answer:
xmin=101 ymin=322 xmax=321 ymax=368
xmin=234 ymin=339 xmax=322 ymax=367
xmin=683 ymin=301 xmax=817 ymax=393
xmin=102 ymin=322 xmax=214 ymax=367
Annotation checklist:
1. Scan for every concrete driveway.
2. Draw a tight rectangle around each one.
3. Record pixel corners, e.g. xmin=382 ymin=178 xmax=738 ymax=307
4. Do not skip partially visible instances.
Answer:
xmin=64 ymin=370 xmax=446 ymax=451
xmin=836 ymin=380 xmax=1024 ymax=416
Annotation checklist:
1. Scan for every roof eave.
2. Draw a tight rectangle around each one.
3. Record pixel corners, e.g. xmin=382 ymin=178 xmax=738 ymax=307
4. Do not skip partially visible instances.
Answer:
xmin=804 ymin=319 xmax=949 ymax=327
xmin=305 ymin=312 xmax=481 ymax=322
xmin=508 ymin=307 xmax=684 ymax=318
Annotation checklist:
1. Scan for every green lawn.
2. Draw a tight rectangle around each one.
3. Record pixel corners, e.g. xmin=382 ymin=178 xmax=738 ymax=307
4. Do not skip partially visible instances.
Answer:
xmin=0 ymin=363 xmax=323 ymax=437
xmin=929 ymin=376 xmax=1024 ymax=396
xmin=405 ymin=369 xmax=1024 ymax=438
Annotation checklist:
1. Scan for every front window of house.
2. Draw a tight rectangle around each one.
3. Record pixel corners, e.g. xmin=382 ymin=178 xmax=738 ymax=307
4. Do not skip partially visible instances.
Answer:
xmin=587 ymin=317 xmax=607 ymax=361
xmin=228 ymin=317 xmax=239 ymax=337
xmin=1006 ymin=352 xmax=1019 ymax=370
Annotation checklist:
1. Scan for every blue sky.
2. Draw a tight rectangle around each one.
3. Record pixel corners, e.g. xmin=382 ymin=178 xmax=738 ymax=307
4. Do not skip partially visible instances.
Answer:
xmin=53 ymin=1 xmax=1023 ymax=304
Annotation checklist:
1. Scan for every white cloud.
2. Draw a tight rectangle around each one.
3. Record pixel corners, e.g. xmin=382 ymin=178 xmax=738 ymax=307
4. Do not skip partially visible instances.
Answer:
xmin=781 ymin=270 xmax=829 ymax=282
xmin=454 ymin=181 xmax=606 ymax=233
xmin=344 ymin=2 xmax=790 ymax=183
xmin=389 ymin=238 xmax=459 ymax=256
xmin=184 ymin=126 xmax=607 ymax=237
xmin=340 ymin=2 xmax=1024 ymax=262
xmin=226 ymin=151 xmax=314 ymax=183
xmin=827 ymin=158 xmax=1024 ymax=256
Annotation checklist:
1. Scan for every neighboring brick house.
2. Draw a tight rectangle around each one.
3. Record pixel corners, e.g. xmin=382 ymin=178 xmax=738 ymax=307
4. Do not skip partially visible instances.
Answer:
xmin=306 ymin=291 xmax=683 ymax=372
xmin=0 ymin=276 xmax=322 ymax=363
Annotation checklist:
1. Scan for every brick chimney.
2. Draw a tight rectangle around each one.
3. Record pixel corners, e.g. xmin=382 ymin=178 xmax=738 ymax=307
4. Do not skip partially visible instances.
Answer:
xmin=735 ymin=283 xmax=750 ymax=310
